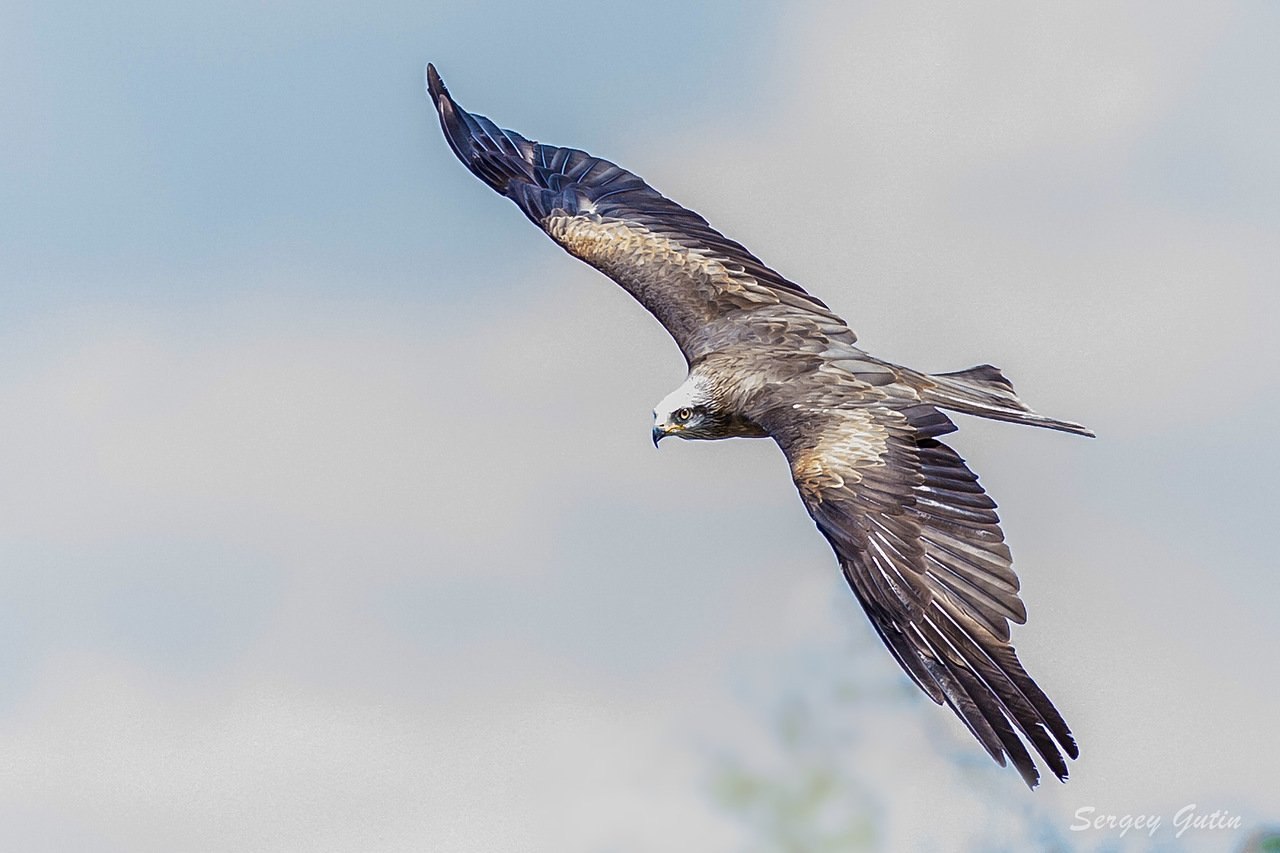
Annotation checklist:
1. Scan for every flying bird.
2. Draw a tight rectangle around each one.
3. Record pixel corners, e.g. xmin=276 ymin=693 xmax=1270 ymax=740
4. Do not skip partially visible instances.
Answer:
xmin=426 ymin=64 xmax=1091 ymax=788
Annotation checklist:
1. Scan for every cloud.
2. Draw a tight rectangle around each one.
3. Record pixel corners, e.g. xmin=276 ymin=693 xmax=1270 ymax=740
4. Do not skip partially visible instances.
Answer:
xmin=0 ymin=653 xmax=745 ymax=853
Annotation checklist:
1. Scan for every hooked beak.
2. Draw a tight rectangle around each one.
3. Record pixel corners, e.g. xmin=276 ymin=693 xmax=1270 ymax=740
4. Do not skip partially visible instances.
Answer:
xmin=652 ymin=424 xmax=666 ymax=448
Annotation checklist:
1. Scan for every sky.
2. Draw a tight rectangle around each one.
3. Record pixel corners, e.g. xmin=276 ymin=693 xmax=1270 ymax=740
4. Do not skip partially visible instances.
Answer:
xmin=2 ymin=2 xmax=1278 ymax=851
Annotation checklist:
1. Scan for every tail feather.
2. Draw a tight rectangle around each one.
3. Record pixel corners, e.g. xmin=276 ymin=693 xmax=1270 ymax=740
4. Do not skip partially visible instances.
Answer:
xmin=924 ymin=364 xmax=1094 ymax=438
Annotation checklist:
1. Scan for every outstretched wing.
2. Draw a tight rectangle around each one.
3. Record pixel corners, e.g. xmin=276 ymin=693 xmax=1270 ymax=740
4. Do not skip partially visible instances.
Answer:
xmin=426 ymin=65 xmax=855 ymax=363
xmin=761 ymin=400 xmax=1078 ymax=787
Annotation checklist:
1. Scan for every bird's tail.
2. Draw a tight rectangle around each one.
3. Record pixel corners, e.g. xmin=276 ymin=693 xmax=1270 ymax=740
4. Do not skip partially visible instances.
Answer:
xmin=922 ymin=364 xmax=1094 ymax=437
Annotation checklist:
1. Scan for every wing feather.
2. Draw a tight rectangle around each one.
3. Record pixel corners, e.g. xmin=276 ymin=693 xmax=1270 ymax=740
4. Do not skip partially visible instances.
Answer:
xmin=426 ymin=65 xmax=854 ymax=362
xmin=762 ymin=403 xmax=1077 ymax=787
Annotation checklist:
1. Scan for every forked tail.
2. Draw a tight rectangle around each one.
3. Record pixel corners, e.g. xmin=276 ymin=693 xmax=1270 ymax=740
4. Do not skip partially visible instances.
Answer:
xmin=922 ymin=364 xmax=1094 ymax=437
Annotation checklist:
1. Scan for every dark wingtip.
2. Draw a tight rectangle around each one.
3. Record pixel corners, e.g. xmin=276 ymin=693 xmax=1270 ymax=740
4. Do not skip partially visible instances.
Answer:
xmin=424 ymin=62 xmax=467 ymax=163
xmin=425 ymin=63 xmax=447 ymax=105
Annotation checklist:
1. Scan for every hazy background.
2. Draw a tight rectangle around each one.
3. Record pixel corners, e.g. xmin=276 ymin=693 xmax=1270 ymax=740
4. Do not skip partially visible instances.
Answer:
xmin=2 ymin=2 xmax=1277 ymax=850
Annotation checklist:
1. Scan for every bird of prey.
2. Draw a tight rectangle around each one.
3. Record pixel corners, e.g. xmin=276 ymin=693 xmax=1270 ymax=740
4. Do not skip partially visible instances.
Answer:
xmin=426 ymin=64 xmax=1092 ymax=788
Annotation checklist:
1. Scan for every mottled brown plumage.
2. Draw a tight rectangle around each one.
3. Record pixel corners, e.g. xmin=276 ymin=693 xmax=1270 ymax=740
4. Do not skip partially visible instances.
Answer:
xmin=427 ymin=64 xmax=1092 ymax=788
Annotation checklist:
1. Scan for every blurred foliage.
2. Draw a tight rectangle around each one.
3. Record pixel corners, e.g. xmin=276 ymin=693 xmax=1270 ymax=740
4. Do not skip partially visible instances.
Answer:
xmin=710 ymin=694 xmax=882 ymax=852
xmin=703 ymin=620 xmax=1076 ymax=852
xmin=1241 ymin=828 xmax=1280 ymax=852
xmin=706 ymin=629 xmax=921 ymax=852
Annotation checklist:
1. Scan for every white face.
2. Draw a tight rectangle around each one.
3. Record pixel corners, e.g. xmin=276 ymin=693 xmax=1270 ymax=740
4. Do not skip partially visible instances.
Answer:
xmin=653 ymin=381 xmax=703 ymax=426
xmin=652 ymin=377 xmax=712 ymax=442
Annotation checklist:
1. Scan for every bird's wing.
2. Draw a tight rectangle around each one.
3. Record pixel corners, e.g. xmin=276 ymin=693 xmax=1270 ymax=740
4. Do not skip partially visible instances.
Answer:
xmin=427 ymin=65 xmax=855 ymax=363
xmin=759 ymin=398 xmax=1078 ymax=787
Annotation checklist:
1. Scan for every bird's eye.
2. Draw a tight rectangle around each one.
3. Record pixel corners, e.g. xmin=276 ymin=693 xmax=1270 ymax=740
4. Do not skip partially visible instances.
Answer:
xmin=674 ymin=407 xmax=694 ymax=424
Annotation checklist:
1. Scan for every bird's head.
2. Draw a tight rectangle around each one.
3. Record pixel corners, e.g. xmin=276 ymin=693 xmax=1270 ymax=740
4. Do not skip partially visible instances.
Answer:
xmin=652 ymin=378 xmax=719 ymax=445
